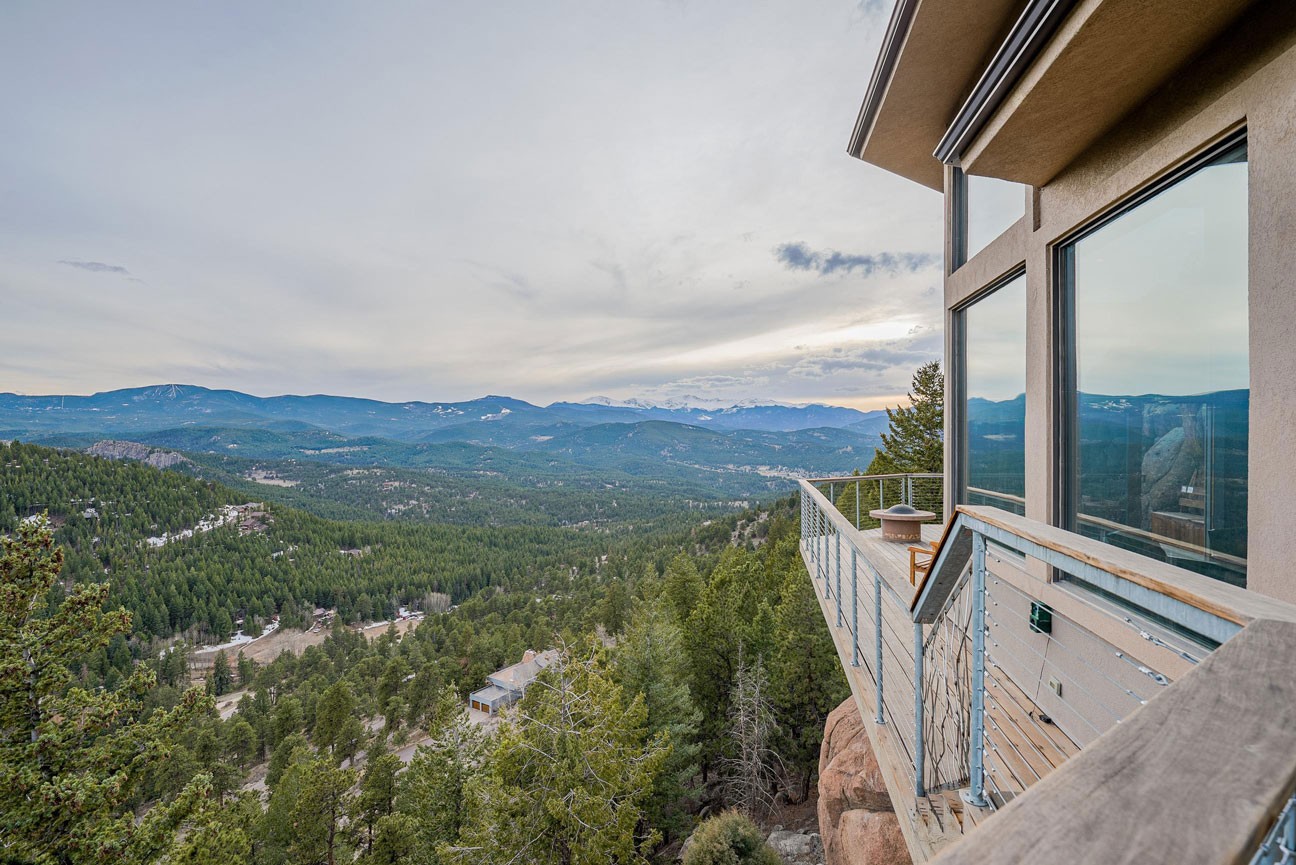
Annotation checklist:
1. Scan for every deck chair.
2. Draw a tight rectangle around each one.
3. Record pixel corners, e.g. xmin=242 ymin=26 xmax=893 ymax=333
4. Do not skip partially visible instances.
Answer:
xmin=909 ymin=540 xmax=939 ymax=586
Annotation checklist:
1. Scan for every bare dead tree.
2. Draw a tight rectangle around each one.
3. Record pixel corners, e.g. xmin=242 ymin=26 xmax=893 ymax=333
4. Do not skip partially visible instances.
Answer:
xmin=718 ymin=650 xmax=785 ymax=819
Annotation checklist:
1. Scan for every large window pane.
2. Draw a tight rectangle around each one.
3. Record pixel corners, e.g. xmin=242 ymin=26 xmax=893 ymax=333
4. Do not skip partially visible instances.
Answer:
xmin=964 ymin=273 xmax=1026 ymax=515
xmin=967 ymin=174 xmax=1026 ymax=258
xmin=1067 ymin=141 xmax=1248 ymax=587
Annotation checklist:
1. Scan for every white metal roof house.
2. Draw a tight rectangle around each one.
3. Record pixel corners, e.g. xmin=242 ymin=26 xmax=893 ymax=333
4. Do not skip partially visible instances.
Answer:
xmin=468 ymin=649 xmax=558 ymax=716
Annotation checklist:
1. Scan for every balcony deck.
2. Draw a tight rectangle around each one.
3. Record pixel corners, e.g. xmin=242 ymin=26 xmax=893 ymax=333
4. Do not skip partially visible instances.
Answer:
xmin=805 ymin=521 xmax=1079 ymax=858
xmin=803 ymin=476 xmax=1296 ymax=864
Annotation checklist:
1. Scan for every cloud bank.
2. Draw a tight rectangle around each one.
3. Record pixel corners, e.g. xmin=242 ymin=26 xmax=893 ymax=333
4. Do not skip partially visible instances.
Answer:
xmin=2 ymin=1 xmax=942 ymax=411
xmin=774 ymin=242 xmax=940 ymax=278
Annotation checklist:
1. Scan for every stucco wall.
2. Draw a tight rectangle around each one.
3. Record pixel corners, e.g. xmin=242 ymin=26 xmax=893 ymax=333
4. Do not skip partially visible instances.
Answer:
xmin=944 ymin=0 xmax=1296 ymax=603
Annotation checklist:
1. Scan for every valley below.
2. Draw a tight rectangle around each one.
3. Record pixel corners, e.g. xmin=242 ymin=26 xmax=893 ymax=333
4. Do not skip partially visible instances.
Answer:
xmin=0 ymin=383 xmax=882 ymax=864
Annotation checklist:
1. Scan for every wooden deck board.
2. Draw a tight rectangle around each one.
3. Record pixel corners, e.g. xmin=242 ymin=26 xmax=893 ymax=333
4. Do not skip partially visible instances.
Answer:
xmin=929 ymin=619 xmax=1296 ymax=865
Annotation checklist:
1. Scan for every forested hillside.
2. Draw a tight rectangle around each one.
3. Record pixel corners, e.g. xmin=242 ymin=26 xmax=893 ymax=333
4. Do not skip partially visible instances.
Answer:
xmin=179 ymin=450 xmax=748 ymax=528
xmin=2 ymin=488 xmax=847 ymax=864
xmin=0 ymin=442 xmax=684 ymax=646
xmin=0 ymin=369 xmax=913 ymax=863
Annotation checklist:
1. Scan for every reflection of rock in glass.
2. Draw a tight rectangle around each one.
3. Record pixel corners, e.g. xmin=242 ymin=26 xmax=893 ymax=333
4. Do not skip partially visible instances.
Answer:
xmin=1141 ymin=407 xmax=1204 ymax=522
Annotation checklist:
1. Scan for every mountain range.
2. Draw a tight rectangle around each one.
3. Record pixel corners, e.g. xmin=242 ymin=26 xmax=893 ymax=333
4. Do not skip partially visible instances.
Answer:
xmin=0 ymin=385 xmax=890 ymax=491
xmin=0 ymin=384 xmax=889 ymax=439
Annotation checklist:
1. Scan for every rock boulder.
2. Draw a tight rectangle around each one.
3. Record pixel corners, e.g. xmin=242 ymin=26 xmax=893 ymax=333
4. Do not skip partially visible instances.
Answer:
xmin=817 ymin=698 xmax=908 ymax=865
xmin=765 ymin=829 xmax=824 ymax=865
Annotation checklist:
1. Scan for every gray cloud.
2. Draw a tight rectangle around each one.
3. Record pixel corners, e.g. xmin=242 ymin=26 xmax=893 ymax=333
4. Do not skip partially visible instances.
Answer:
xmin=59 ymin=259 xmax=133 ymax=277
xmin=775 ymin=242 xmax=939 ymax=278
xmin=786 ymin=329 xmax=943 ymax=380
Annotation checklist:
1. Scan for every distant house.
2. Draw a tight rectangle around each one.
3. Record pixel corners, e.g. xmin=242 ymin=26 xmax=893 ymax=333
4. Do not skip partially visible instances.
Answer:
xmin=468 ymin=649 xmax=558 ymax=716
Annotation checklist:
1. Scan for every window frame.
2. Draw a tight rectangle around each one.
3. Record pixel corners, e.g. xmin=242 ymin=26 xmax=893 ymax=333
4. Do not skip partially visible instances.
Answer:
xmin=1051 ymin=127 xmax=1249 ymax=567
xmin=953 ymin=266 xmax=1028 ymax=509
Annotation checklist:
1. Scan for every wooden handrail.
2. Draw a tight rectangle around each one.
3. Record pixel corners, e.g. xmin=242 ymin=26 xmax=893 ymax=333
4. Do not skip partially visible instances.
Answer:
xmin=928 ymin=618 xmax=1296 ymax=865
xmin=912 ymin=506 xmax=1296 ymax=634
xmin=1076 ymin=511 xmax=1248 ymax=570
xmin=965 ymin=486 xmax=1025 ymax=505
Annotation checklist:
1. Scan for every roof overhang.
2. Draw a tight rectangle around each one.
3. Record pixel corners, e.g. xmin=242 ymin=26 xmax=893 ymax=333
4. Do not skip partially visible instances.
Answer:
xmin=848 ymin=0 xmax=1028 ymax=191
xmin=958 ymin=0 xmax=1256 ymax=186
xmin=851 ymin=0 xmax=1257 ymax=189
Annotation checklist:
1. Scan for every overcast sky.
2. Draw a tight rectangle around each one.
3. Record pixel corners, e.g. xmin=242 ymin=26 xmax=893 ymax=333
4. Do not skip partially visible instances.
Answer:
xmin=0 ymin=0 xmax=941 ymax=410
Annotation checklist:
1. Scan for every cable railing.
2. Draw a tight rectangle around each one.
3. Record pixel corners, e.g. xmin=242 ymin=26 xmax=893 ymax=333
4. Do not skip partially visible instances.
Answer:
xmin=801 ymin=478 xmax=1296 ymax=863
xmin=808 ymin=472 xmax=944 ymax=530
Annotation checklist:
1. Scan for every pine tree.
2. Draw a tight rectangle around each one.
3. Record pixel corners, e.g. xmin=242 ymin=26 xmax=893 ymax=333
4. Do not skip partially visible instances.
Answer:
xmin=453 ymin=641 xmax=669 ymax=865
xmin=314 ymin=680 xmax=357 ymax=756
xmin=876 ymin=360 xmax=945 ymax=473
xmin=236 ymin=649 xmax=256 ymax=687
xmin=614 ymin=598 xmax=702 ymax=842
xmin=288 ymin=755 xmax=357 ymax=865
xmin=397 ymin=686 xmax=485 ymax=865
xmin=210 ymin=649 xmax=232 ymax=696
xmin=599 ymin=577 xmax=632 ymax=635
xmin=682 ymin=548 xmax=777 ymax=776
xmin=662 ymin=553 xmax=703 ymax=625
xmin=769 ymin=551 xmax=849 ymax=801
xmin=355 ymin=752 xmax=403 ymax=857
xmin=166 ymin=793 xmax=259 ymax=865
xmin=364 ymin=813 xmax=420 ymax=865
xmin=0 ymin=516 xmax=213 ymax=863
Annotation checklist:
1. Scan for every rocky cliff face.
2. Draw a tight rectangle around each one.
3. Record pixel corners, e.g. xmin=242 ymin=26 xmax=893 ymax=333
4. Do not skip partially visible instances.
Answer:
xmin=87 ymin=440 xmax=188 ymax=469
xmin=817 ymin=698 xmax=909 ymax=865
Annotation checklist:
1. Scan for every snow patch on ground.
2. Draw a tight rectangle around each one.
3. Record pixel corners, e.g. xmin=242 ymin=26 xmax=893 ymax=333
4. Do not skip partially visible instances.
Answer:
xmin=145 ymin=504 xmax=253 ymax=548
xmin=194 ymin=620 xmax=281 ymax=654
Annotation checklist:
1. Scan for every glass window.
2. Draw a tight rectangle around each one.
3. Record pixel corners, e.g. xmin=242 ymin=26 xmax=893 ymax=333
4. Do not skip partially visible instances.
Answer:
xmin=963 ymin=273 xmax=1027 ymax=515
xmin=967 ymin=174 xmax=1026 ymax=259
xmin=1064 ymin=141 xmax=1248 ymax=587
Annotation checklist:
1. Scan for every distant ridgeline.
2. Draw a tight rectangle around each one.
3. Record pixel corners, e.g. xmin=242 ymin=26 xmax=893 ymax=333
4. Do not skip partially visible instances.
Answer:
xmin=0 ymin=385 xmax=884 ymax=501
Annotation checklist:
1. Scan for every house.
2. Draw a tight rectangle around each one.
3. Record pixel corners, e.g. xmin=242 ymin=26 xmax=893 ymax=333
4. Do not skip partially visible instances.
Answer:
xmin=468 ymin=649 xmax=558 ymax=716
xmin=804 ymin=2 xmax=1296 ymax=862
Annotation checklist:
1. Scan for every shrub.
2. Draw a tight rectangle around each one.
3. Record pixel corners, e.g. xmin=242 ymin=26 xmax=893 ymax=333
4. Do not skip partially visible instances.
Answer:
xmin=683 ymin=811 xmax=781 ymax=865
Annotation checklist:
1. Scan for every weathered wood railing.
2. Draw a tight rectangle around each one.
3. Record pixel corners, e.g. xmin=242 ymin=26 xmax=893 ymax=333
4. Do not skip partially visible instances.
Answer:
xmin=802 ymin=480 xmax=1296 ymax=863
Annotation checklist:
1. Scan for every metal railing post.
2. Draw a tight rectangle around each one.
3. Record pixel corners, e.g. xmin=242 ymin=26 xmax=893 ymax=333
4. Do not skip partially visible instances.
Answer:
xmin=914 ymin=621 xmax=925 ymax=797
xmin=850 ymin=547 xmax=859 ymax=666
xmin=855 ymin=479 xmax=861 ymax=528
xmin=806 ymin=498 xmax=814 ymax=570
xmin=835 ymin=532 xmax=843 ymax=627
xmin=813 ymin=503 xmax=821 ymax=580
xmin=874 ymin=569 xmax=885 ymax=725
xmin=801 ymin=490 xmax=806 ymax=549
xmin=813 ymin=503 xmax=822 ymax=582
xmin=823 ymin=519 xmax=831 ymax=600
xmin=878 ymin=478 xmax=885 ymax=510
xmin=964 ymin=531 xmax=989 ymax=807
